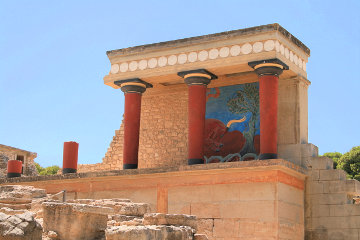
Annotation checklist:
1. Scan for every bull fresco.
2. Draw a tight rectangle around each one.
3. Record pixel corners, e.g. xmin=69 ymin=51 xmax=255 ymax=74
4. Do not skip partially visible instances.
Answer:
xmin=204 ymin=82 xmax=260 ymax=163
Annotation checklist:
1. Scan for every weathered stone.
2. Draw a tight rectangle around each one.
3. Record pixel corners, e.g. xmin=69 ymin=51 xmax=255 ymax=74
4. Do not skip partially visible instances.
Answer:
xmin=194 ymin=234 xmax=208 ymax=240
xmin=143 ymin=213 xmax=197 ymax=230
xmin=0 ymin=185 xmax=46 ymax=199
xmin=42 ymin=202 xmax=110 ymax=240
xmin=47 ymin=230 xmax=58 ymax=239
xmin=0 ymin=211 xmax=42 ymax=240
xmin=105 ymin=225 xmax=195 ymax=240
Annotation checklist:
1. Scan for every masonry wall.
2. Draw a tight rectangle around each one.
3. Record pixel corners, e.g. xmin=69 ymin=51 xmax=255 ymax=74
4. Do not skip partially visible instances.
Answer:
xmin=78 ymin=76 xmax=310 ymax=172
xmin=305 ymin=156 xmax=360 ymax=240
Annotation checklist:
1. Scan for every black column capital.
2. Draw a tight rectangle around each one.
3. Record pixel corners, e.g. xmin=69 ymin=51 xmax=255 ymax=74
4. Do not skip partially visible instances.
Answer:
xmin=114 ymin=78 xmax=153 ymax=94
xmin=248 ymin=58 xmax=288 ymax=77
xmin=178 ymin=69 xmax=217 ymax=86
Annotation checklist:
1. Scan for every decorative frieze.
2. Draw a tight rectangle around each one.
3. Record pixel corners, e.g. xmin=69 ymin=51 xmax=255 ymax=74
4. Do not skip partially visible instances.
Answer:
xmin=109 ymin=39 xmax=307 ymax=75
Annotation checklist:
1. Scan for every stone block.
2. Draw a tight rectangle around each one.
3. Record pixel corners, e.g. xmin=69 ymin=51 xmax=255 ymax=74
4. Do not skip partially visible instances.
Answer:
xmin=307 ymin=182 xmax=324 ymax=194
xmin=0 ymin=211 xmax=42 ymax=240
xmin=323 ymin=181 xmax=345 ymax=193
xmin=346 ymin=179 xmax=360 ymax=195
xmin=319 ymin=170 xmax=347 ymax=181
xmin=190 ymin=203 xmax=220 ymax=218
xmin=218 ymin=201 xmax=276 ymax=221
xmin=309 ymin=157 xmax=334 ymax=170
xmin=194 ymin=234 xmax=208 ymax=240
xmin=278 ymin=201 xmax=304 ymax=223
xmin=105 ymin=225 xmax=194 ymax=240
xmin=42 ymin=202 xmax=110 ymax=240
xmin=143 ymin=213 xmax=197 ymax=230
xmin=213 ymin=219 xmax=239 ymax=238
xmin=197 ymin=218 xmax=213 ymax=238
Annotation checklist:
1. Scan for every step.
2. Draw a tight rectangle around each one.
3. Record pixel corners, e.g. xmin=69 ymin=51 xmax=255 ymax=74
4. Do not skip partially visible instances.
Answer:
xmin=309 ymin=156 xmax=334 ymax=170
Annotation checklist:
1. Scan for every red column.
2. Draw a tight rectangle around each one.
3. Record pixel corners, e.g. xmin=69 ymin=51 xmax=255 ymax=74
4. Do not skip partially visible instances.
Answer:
xmin=7 ymin=160 xmax=22 ymax=178
xmin=178 ymin=69 xmax=217 ymax=165
xmin=259 ymin=75 xmax=278 ymax=159
xmin=188 ymin=84 xmax=207 ymax=164
xmin=123 ymin=92 xmax=142 ymax=169
xmin=249 ymin=60 xmax=286 ymax=160
xmin=63 ymin=141 xmax=79 ymax=173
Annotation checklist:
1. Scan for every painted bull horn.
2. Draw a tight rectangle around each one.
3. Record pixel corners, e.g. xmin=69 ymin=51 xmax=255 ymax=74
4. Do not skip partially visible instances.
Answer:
xmin=226 ymin=116 xmax=246 ymax=128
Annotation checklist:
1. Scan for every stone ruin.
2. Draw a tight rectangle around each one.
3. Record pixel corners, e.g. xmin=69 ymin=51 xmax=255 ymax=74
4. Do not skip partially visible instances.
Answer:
xmin=0 ymin=185 xmax=207 ymax=240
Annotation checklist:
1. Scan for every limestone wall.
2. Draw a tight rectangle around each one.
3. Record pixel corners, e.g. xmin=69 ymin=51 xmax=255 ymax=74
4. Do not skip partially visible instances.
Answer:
xmin=78 ymin=76 xmax=309 ymax=172
xmin=305 ymin=156 xmax=360 ymax=240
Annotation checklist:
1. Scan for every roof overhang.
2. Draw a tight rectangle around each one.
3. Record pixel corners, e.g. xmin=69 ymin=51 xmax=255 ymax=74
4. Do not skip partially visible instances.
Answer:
xmin=104 ymin=23 xmax=310 ymax=90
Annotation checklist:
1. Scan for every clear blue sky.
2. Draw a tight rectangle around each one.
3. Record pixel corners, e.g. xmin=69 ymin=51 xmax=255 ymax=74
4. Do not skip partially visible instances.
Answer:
xmin=1 ymin=0 xmax=359 ymax=167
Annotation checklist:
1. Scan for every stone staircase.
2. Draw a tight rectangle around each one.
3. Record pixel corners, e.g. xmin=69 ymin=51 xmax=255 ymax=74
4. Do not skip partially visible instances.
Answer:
xmin=305 ymin=156 xmax=360 ymax=240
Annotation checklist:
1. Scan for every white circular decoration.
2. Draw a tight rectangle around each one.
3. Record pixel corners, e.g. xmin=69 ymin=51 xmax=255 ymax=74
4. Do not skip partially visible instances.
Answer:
xmin=284 ymin=48 xmax=289 ymax=59
xmin=158 ymin=56 xmax=167 ymax=67
xmin=168 ymin=55 xmax=177 ymax=65
xmin=275 ymin=41 xmax=280 ymax=52
xmin=198 ymin=50 xmax=208 ymax=61
xmin=241 ymin=43 xmax=252 ymax=54
xmin=209 ymin=48 xmax=219 ymax=59
xmin=264 ymin=40 xmax=275 ymax=51
xmin=253 ymin=42 xmax=263 ymax=53
xmin=219 ymin=47 xmax=230 ymax=58
xmin=138 ymin=59 xmax=147 ymax=70
xmin=188 ymin=52 xmax=197 ymax=62
xmin=148 ymin=58 xmax=157 ymax=68
xmin=294 ymin=55 xmax=298 ymax=65
xmin=298 ymin=59 xmax=303 ymax=69
xmin=120 ymin=62 xmax=129 ymax=72
xmin=110 ymin=64 xmax=119 ymax=74
xmin=289 ymin=51 xmax=294 ymax=62
xmin=129 ymin=61 xmax=138 ymax=71
xmin=230 ymin=45 xmax=241 ymax=56
xmin=280 ymin=44 xmax=284 ymax=55
xmin=303 ymin=62 xmax=306 ymax=71
xmin=178 ymin=53 xmax=187 ymax=64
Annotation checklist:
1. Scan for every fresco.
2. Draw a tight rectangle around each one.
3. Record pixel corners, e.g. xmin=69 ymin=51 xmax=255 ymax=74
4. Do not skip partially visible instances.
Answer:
xmin=204 ymin=82 xmax=260 ymax=163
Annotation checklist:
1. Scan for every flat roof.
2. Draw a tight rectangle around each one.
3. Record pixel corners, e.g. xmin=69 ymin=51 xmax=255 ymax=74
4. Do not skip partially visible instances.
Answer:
xmin=107 ymin=23 xmax=310 ymax=57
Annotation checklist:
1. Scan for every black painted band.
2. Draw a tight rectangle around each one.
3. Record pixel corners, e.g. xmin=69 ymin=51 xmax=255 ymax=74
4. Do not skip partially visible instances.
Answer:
xmin=123 ymin=164 xmax=138 ymax=169
xmin=121 ymin=85 xmax=146 ymax=94
xmin=184 ymin=77 xmax=211 ymax=86
xmin=7 ymin=172 xmax=21 ymax=178
xmin=63 ymin=168 xmax=77 ymax=174
xmin=259 ymin=153 xmax=278 ymax=160
xmin=178 ymin=69 xmax=218 ymax=80
xmin=188 ymin=158 xmax=204 ymax=165
xmin=255 ymin=66 xmax=283 ymax=76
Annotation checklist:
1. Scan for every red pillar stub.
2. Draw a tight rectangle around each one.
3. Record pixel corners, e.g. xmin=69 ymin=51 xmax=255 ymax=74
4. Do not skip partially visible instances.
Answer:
xmin=63 ymin=141 xmax=79 ymax=174
xmin=7 ymin=160 xmax=22 ymax=178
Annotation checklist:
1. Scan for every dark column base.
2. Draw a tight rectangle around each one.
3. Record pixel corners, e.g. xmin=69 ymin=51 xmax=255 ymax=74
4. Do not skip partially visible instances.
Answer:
xmin=123 ymin=164 xmax=138 ymax=169
xmin=259 ymin=153 xmax=278 ymax=160
xmin=62 ymin=168 xmax=77 ymax=174
xmin=7 ymin=172 xmax=21 ymax=178
xmin=188 ymin=159 xmax=204 ymax=165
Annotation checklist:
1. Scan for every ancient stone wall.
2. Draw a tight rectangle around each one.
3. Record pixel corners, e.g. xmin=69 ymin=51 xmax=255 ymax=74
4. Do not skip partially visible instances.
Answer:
xmin=0 ymin=145 xmax=38 ymax=177
xmin=78 ymin=88 xmax=188 ymax=172
xmin=305 ymin=156 xmax=360 ymax=240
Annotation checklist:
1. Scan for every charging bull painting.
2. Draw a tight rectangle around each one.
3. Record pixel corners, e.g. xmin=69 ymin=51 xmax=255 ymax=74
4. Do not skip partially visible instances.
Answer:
xmin=204 ymin=82 xmax=260 ymax=163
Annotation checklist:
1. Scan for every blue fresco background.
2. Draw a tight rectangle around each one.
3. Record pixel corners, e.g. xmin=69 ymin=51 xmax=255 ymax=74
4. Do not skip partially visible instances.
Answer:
xmin=206 ymin=83 xmax=260 ymax=136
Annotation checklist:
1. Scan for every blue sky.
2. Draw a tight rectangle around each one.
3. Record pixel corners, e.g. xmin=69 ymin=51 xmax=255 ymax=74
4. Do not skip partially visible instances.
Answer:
xmin=1 ymin=0 xmax=359 ymax=167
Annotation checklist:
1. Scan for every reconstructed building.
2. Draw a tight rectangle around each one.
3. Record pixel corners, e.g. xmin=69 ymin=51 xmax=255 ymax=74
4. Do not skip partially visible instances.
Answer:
xmin=1 ymin=24 xmax=359 ymax=240
xmin=0 ymin=144 xmax=38 ymax=177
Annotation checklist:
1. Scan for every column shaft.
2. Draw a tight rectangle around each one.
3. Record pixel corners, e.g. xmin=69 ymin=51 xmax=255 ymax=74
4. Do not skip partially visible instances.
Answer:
xmin=63 ymin=141 xmax=79 ymax=174
xmin=259 ymin=74 xmax=278 ymax=159
xmin=123 ymin=92 xmax=142 ymax=169
xmin=188 ymin=84 xmax=207 ymax=164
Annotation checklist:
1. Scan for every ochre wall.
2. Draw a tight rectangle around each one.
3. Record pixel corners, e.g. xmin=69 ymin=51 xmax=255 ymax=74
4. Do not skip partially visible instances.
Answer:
xmin=78 ymin=76 xmax=309 ymax=172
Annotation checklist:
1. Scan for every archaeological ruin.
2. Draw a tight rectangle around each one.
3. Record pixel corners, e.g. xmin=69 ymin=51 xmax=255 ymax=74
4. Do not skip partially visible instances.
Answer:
xmin=1 ymin=23 xmax=359 ymax=240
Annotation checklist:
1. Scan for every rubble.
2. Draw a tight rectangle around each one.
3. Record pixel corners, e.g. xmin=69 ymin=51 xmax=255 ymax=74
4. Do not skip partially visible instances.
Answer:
xmin=0 ymin=185 xmax=206 ymax=240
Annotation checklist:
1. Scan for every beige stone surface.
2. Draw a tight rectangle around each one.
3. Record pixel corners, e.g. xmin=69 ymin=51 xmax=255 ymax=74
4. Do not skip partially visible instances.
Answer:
xmin=42 ymin=202 xmax=110 ymax=240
